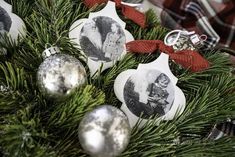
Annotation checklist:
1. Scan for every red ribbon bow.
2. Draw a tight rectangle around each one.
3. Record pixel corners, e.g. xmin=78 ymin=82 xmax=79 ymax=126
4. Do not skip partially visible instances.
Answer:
xmin=126 ymin=40 xmax=210 ymax=72
xmin=84 ymin=0 xmax=146 ymax=28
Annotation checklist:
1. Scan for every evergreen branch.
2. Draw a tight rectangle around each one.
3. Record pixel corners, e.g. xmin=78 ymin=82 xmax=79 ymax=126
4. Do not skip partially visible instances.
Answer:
xmin=52 ymin=131 xmax=85 ymax=157
xmin=0 ymin=62 xmax=39 ymax=115
xmin=7 ymin=0 xmax=34 ymax=18
xmin=0 ymin=0 xmax=234 ymax=156
xmin=175 ymin=138 xmax=235 ymax=157
xmin=48 ymin=85 xmax=105 ymax=130
xmin=0 ymin=34 xmax=19 ymax=61
xmin=0 ymin=62 xmax=28 ymax=90
xmin=176 ymin=83 xmax=235 ymax=138
xmin=122 ymin=120 xmax=179 ymax=157
xmin=0 ymin=107 xmax=52 ymax=157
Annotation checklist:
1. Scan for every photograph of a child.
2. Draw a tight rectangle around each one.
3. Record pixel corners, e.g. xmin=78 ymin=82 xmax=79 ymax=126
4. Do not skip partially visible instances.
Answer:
xmin=123 ymin=70 xmax=175 ymax=119
xmin=79 ymin=16 xmax=126 ymax=62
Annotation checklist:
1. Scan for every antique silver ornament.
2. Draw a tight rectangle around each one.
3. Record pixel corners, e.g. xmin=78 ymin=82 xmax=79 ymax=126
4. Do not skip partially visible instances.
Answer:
xmin=37 ymin=47 xmax=86 ymax=99
xmin=78 ymin=105 xmax=131 ymax=157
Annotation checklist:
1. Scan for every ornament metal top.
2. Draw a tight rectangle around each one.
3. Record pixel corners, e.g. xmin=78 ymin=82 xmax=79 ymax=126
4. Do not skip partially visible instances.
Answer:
xmin=37 ymin=46 xmax=87 ymax=100
xmin=79 ymin=105 xmax=131 ymax=157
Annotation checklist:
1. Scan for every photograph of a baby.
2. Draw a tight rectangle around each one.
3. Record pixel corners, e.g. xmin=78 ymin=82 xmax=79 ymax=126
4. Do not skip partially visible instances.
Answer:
xmin=79 ymin=16 xmax=126 ymax=62
xmin=123 ymin=70 xmax=175 ymax=119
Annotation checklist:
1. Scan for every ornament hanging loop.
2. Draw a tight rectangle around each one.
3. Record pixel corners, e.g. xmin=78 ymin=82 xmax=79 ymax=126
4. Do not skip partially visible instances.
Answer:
xmin=164 ymin=29 xmax=208 ymax=51
xmin=42 ymin=44 xmax=61 ymax=59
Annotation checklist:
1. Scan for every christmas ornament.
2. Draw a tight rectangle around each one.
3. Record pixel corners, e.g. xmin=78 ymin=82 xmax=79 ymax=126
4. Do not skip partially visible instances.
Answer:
xmin=164 ymin=30 xmax=207 ymax=51
xmin=0 ymin=0 xmax=26 ymax=41
xmin=114 ymin=53 xmax=186 ymax=127
xmin=79 ymin=105 xmax=131 ymax=157
xmin=0 ymin=0 xmax=26 ymax=55
xmin=37 ymin=46 xmax=86 ymax=99
xmin=69 ymin=1 xmax=134 ymax=75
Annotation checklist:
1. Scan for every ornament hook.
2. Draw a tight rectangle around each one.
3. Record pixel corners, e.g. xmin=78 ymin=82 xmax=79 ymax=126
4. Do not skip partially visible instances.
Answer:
xmin=164 ymin=29 xmax=208 ymax=50
xmin=42 ymin=44 xmax=61 ymax=59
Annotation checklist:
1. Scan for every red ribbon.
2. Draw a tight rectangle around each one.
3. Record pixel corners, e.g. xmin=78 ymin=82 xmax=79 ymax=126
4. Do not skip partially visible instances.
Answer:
xmin=126 ymin=40 xmax=210 ymax=72
xmin=83 ymin=0 xmax=146 ymax=28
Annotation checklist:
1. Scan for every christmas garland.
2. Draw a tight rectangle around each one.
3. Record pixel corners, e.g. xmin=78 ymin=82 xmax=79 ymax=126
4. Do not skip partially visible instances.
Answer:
xmin=0 ymin=0 xmax=234 ymax=157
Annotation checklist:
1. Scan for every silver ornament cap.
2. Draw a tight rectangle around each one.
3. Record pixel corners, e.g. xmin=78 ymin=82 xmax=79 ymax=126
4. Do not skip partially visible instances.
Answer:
xmin=37 ymin=48 xmax=87 ymax=99
xmin=42 ymin=46 xmax=60 ymax=59
xmin=79 ymin=105 xmax=131 ymax=157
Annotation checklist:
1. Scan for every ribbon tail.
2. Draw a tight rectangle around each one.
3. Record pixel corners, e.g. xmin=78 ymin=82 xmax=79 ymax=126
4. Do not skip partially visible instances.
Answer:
xmin=126 ymin=40 xmax=163 ymax=53
xmin=121 ymin=5 xmax=146 ymax=28
xmin=170 ymin=50 xmax=210 ymax=72
xmin=84 ymin=0 xmax=146 ymax=27
xmin=84 ymin=0 xmax=108 ymax=8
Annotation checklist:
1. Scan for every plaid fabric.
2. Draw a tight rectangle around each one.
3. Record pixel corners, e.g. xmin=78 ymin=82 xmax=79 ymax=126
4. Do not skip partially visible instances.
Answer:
xmin=144 ymin=0 xmax=235 ymax=50
xmin=208 ymin=120 xmax=235 ymax=140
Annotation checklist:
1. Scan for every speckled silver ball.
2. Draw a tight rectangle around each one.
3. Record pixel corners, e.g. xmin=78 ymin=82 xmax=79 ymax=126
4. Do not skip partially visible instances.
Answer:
xmin=37 ymin=54 xmax=86 ymax=99
xmin=79 ymin=105 xmax=131 ymax=157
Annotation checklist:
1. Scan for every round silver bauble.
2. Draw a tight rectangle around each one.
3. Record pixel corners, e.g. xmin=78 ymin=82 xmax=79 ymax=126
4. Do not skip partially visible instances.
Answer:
xmin=78 ymin=105 xmax=131 ymax=157
xmin=37 ymin=54 xmax=86 ymax=99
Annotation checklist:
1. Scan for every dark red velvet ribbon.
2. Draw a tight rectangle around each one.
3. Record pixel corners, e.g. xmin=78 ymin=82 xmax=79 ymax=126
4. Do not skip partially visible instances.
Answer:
xmin=83 ymin=0 xmax=146 ymax=28
xmin=126 ymin=40 xmax=210 ymax=72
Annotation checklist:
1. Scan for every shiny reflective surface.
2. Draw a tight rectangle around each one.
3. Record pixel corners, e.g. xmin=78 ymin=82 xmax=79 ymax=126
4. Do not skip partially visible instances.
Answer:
xmin=37 ymin=54 xmax=86 ymax=99
xmin=79 ymin=105 xmax=131 ymax=157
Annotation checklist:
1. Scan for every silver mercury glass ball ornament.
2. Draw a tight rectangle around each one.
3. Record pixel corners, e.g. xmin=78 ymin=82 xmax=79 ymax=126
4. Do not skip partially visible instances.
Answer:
xmin=37 ymin=46 xmax=86 ymax=99
xmin=79 ymin=105 xmax=131 ymax=157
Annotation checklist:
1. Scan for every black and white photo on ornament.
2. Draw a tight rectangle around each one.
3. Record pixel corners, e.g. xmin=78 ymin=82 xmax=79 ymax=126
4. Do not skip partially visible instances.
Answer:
xmin=0 ymin=6 xmax=12 ymax=55
xmin=123 ymin=70 xmax=175 ymax=119
xmin=0 ymin=6 xmax=11 ymax=34
xmin=79 ymin=16 xmax=126 ymax=62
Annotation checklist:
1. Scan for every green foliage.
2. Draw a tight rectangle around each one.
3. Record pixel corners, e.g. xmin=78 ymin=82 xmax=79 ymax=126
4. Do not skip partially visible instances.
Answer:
xmin=0 ymin=107 xmax=56 ymax=157
xmin=0 ymin=0 xmax=234 ymax=156
xmin=48 ymin=85 xmax=105 ymax=130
